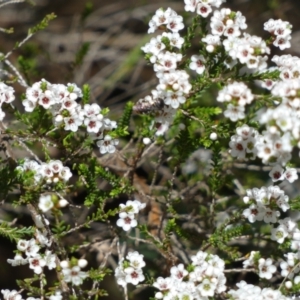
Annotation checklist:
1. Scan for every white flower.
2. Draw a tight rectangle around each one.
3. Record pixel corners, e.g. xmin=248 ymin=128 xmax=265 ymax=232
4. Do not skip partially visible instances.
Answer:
xmin=17 ymin=239 xmax=29 ymax=252
xmin=224 ymin=104 xmax=245 ymax=121
xmin=163 ymin=32 xmax=184 ymax=49
xmin=271 ymin=225 xmax=288 ymax=244
xmin=163 ymin=91 xmax=186 ymax=109
xmin=170 ymin=263 xmax=188 ymax=280
xmin=25 ymin=239 xmax=40 ymax=257
xmin=48 ymin=160 xmax=63 ymax=173
xmin=49 ymin=291 xmax=63 ymax=300
xmin=59 ymin=166 xmax=72 ymax=182
xmin=35 ymin=228 xmax=52 ymax=247
xmin=39 ymin=163 xmax=53 ymax=179
xmin=284 ymin=168 xmax=298 ymax=183
xmin=83 ymin=103 xmax=101 ymax=117
xmin=62 ymin=266 xmax=87 ymax=285
xmin=115 ymin=264 xmax=127 ymax=287
xmin=38 ymin=194 xmax=54 ymax=212
xmin=269 ymin=164 xmax=285 ymax=182
xmin=29 ymin=254 xmax=46 ymax=274
xmin=127 ymin=251 xmax=146 ymax=269
xmin=243 ymin=204 xmax=265 ymax=223
xmin=229 ymin=135 xmax=247 ymax=159
xmin=258 ymin=258 xmax=276 ymax=279
xmin=116 ymin=214 xmax=137 ymax=231
xmin=191 ymin=251 xmax=208 ymax=266
xmin=124 ymin=267 xmax=145 ymax=285
xmin=44 ymin=250 xmax=56 ymax=270
xmin=1 ymin=289 xmax=23 ymax=300
xmin=189 ymin=55 xmax=206 ymax=75
xmin=7 ymin=253 xmax=28 ymax=266
xmin=63 ymin=114 xmax=83 ymax=132
xmin=97 ymin=135 xmax=119 ymax=154
xmin=38 ymin=90 xmax=56 ymax=109
xmin=0 ymin=82 xmax=15 ymax=104
xmin=196 ymin=3 xmax=212 ymax=18
xmin=197 ymin=278 xmax=217 ymax=297
xmin=84 ymin=116 xmax=103 ymax=133
xmin=202 ymin=34 xmax=221 ymax=52
xmin=153 ymin=276 xmax=173 ymax=291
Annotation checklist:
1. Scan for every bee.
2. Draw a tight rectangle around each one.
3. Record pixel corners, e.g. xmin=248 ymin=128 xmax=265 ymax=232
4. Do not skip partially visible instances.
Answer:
xmin=133 ymin=97 xmax=165 ymax=114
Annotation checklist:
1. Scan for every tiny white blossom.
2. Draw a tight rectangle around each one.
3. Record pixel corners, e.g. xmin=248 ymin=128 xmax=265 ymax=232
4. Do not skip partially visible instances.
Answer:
xmin=62 ymin=265 xmax=87 ymax=285
xmin=29 ymin=254 xmax=46 ymax=274
xmin=258 ymin=258 xmax=276 ymax=279
xmin=116 ymin=214 xmax=137 ymax=231
xmin=7 ymin=253 xmax=28 ymax=266
xmin=124 ymin=267 xmax=145 ymax=285
xmin=97 ymin=135 xmax=119 ymax=154
xmin=38 ymin=194 xmax=54 ymax=213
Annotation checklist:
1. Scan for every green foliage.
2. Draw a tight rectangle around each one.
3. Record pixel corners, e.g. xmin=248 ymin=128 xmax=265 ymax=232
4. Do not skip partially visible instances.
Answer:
xmin=18 ymin=55 xmax=36 ymax=84
xmin=289 ymin=196 xmax=300 ymax=211
xmin=208 ymin=224 xmax=252 ymax=260
xmin=89 ymin=267 xmax=111 ymax=282
xmin=0 ymin=164 xmax=20 ymax=200
xmin=28 ymin=13 xmax=57 ymax=35
xmin=174 ymin=127 xmax=199 ymax=162
xmin=74 ymin=42 xmax=90 ymax=67
xmin=16 ymin=276 xmax=41 ymax=297
xmin=77 ymin=158 xmax=133 ymax=207
xmin=52 ymin=220 xmax=71 ymax=235
xmin=116 ymin=101 xmax=133 ymax=136
xmin=81 ymin=2 xmax=94 ymax=22
xmin=82 ymin=84 xmax=90 ymax=105
xmin=0 ymin=222 xmax=34 ymax=242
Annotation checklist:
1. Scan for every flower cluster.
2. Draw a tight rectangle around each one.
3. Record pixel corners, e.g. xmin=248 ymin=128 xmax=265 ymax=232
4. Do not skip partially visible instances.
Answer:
xmin=210 ymin=8 xmax=247 ymax=38
xmin=269 ymin=165 xmax=298 ymax=183
xmin=1 ymin=289 xmax=41 ymax=300
xmin=223 ymin=32 xmax=270 ymax=71
xmin=0 ymin=82 xmax=15 ymax=121
xmin=217 ymin=82 xmax=254 ymax=121
xmin=264 ymin=19 xmax=292 ymax=50
xmin=115 ymin=251 xmax=145 ymax=286
xmin=243 ymin=253 xmax=278 ymax=280
xmin=242 ymin=185 xmax=290 ymax=224
xmin=153 ymin=251 xmax=226 ymax=299
xmin=116 ymin=200 xmax=146 ymax=231
xmin=60 ymin=259 xmax=88 ymax=286
xmin=197 ymin=6 xmax=271 ymax=71
xmin=184 ymin=0 xmax=225 ymax=17
xmin=229 ymin=124 xmax=298 ymax=181
xmin=229 ymin=124 xmax=259 ymax=159
xmin=22 ymin=79 xmax=118 ymax=154
xmin=227 ymin=281 xmax=289 ymax=300
xmin=138 ymin=7 xmax=191 ymax=136
xmin=7 ymin=290 xmax=64 ymax=300
xmin=279 ymin=252 xmax=300 ymax=291
xmin=8 ymin=236 xmax=56 ymax=275
xmin=147 ymin=8 xmax=184 ymax=34
xmin=272 ymin=54 xmax=300 ymax=82
xmin=16 ymin=158 xmax=72 ymax=184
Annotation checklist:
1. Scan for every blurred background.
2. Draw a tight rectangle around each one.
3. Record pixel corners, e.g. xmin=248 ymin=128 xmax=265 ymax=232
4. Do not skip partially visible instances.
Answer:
xmin=0 ymin=0 xmax=300 ymax=298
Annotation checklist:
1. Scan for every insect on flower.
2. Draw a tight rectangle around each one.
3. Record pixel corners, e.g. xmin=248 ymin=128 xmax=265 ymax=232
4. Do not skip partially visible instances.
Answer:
xmin=133 ymin=97 xmax=165 ymax=114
